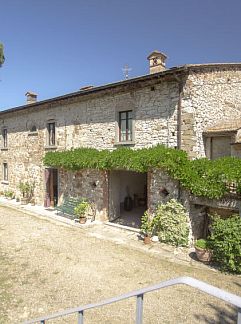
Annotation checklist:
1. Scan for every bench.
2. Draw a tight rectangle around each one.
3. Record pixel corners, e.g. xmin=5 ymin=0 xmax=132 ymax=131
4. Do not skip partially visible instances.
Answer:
xmin=56 ymin=197 xmax=81 ymax=220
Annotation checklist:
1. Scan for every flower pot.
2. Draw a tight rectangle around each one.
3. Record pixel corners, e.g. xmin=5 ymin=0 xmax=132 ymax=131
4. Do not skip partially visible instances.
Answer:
xmin=195 ymin=247 xmax=212 ymax=263
xmin=144 ymin=235 xmax=151 ymax=244
xmin=20 ymin=197 xmax=29 ymax=205
xmin=79 ymin=216 xmax=87 ymax=224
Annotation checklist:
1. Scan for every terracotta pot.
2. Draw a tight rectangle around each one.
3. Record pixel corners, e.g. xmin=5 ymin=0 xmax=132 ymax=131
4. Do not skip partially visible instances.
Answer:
xmin=195 ymin=247 xmax=212 ymax=263
xmin=20 ymin=197 xmax=29 ymax=205
xmin=79 ymin=217 xmax=87 ymax=224
xmin=144 ymin=235 xmax=151 ymax=244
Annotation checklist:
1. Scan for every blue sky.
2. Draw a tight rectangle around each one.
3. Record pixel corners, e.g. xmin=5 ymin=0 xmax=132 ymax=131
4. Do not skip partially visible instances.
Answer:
xmin=1 ymin=0 xmax=241 ymax=110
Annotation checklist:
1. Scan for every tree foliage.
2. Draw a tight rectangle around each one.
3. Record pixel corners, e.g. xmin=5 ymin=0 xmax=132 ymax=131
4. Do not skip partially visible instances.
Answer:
xmin=44 ymin=145 xmax=241 ymax=199
xmin=0 ymin=43 xmax=5 ymax=67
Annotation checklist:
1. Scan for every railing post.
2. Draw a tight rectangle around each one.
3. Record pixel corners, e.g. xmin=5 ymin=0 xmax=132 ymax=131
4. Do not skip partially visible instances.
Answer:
xmin=78 ymin=310 xmax=84 ymax=324
xmin=136 ymin=294 xmax=144 ymax=324
xmin=237 ymin=308 xmax=241 ymax=324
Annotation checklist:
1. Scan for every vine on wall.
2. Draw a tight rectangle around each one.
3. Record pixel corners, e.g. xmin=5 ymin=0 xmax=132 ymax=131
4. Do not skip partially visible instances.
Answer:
xmin=44 ymin=145 xmax=241 ymax=199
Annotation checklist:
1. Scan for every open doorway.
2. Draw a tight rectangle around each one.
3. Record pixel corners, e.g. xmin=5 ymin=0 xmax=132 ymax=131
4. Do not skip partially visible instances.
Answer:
xmin=109 ymin=170 xmax=147 ymax=229
xmin=44 ymin=168 xmax=58 ymax=208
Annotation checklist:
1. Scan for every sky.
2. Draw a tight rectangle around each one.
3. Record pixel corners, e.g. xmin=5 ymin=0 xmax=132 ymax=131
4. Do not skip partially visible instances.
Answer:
xmin=1 ymin=0 xmax=241 ymax=110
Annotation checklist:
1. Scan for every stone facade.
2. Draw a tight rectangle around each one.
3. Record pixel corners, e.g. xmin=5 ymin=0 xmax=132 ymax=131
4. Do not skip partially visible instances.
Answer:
xmin=59 ymin=169 xmax=108 ymax=221
xmin=0 ymin=76 xmax=179 ymax=205
xmin=148 ymin=169 xmax=240 ymax=241
xmin=148 ymin=170 xmax=179 ymax=212
xmin=0 ymin=62 xmax=241 ymax=231
xmin=182 ymin=67 xmax=241 ymax=158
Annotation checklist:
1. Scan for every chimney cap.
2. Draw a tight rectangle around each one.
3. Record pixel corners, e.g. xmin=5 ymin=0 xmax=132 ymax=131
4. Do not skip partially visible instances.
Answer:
xmin=25 ymin=91 xmax=37 ymax=97
xmin=147 ymin=50 xmax=167 ymax=60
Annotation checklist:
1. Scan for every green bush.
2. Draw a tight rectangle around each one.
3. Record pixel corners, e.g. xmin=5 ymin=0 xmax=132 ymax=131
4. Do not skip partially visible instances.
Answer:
xmin=44 ymin=145 xmax=241 ymax=199
xmin=152 ymin=199 xmax=189 ymax=247
xmin=74 ymin=198 xmax=90 ymax=218
xmin=208 ymin=215 xmax=241 ymax=274
xmin=140 ymin=211 xmax=153 ymax=236
xmin=18 ymin=181 xmax=35 ymax=198
xmin=4 ymin=190 xmax=14 ymax=199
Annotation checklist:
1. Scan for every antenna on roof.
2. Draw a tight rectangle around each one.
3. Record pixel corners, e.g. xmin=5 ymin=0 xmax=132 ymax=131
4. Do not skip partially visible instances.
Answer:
xmin=122 ymin=64 xmax=132 ymax=80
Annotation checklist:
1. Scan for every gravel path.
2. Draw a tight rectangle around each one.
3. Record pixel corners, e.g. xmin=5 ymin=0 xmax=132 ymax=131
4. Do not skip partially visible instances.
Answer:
xmin=0 ymin=205 xmax=240 ymax=324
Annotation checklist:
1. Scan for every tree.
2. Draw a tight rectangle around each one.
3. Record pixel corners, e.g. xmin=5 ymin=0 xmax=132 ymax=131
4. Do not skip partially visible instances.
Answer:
xmin=0 ymin=43 xmax=5 ymax=67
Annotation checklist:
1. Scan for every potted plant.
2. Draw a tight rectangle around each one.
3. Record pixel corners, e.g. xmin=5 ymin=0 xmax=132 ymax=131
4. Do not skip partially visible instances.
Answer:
xmin=74 ymin=199 xmax=91 ymax=224
xmin=18 ymin=181 xmax=34 ymax=205
xmin=141 ymin=211 xmax=153 ymax=244
xmin=195 ymin=239 xmax=212 ymax=263
xmin=4 ymin=190 xmax=14 ymax=199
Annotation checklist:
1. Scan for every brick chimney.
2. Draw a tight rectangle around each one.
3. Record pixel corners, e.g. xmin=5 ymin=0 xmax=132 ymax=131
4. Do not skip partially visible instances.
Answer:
xmin=25 ymin=91 xmax=37 ymax=104
xmin=147 ymin=50 xmax=167 ymax=74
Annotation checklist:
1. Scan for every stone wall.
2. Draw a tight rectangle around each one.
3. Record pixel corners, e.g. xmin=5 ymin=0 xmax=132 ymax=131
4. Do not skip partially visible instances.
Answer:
xmin=1 ymin=66 xmax=241 ymax=209
xmin=58 ymin=169 xmax=108 ymax=221
xmin=0 ymin=78 xmax=179 ymax=204
xmin=148 ymin=168 xmax=241 ymax=243
xmin=0 ymin=111 xmax=46 ymax=204
xmin=181 ymin=68 xmax=241 ymax=158
xmin=148 ymin=169 xmax=179 ymax=212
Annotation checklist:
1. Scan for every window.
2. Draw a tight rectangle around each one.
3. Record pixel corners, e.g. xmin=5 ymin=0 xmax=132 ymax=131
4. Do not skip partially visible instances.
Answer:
xmin=3 ymin=163 xmax=8 ymax=181
xmin=119 ymin=110 xmax=133 ymax=142
xmin=208 ymin=136 xmax=231 ymax=160
xmin=47 ymin=122 xmax=56 ymax=146
xmin=30 ymin=125 xmax=37 ymax=132
xmin=2 ymin=128 xmax=7 ymax=147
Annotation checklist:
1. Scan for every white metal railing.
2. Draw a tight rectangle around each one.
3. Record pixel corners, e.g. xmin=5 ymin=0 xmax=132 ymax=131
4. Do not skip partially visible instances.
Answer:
xmin=23 ymin=276 xmax=241 ymax=324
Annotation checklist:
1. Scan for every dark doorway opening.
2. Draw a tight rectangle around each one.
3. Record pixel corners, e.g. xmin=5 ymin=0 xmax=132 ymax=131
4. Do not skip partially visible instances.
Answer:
xmin=44 ymin=168 xmax=58 ymax=208
xmin=109 ymin=171 xmax=147 ymax=229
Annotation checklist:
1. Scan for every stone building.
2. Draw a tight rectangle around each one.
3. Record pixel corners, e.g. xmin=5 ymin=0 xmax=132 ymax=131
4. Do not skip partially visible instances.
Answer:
xmin=1 ymin=51 xmax=241 ymax=238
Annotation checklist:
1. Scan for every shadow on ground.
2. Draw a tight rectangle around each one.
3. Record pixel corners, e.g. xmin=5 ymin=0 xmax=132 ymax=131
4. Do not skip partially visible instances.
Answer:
xmin=194 ymin=303 xmax=238 ymax=324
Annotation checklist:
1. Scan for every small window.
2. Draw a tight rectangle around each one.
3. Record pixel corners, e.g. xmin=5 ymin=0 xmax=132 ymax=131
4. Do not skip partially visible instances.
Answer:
xmin=30 ymin=125 xmax=37 ymax=132
xmin=2 ymin=128 xmax=7 ymax=148
xmin=119 ymin=111 xmax=133 ymax=142
xmin=47 ymin=122 xmax=56 ymax=146
xmin=3 ymin=163 xmax=8 ymax=181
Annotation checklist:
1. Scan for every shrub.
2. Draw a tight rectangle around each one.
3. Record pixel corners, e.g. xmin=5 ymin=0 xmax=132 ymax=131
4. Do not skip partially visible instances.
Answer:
xmin=140 ymin=211 xmax=153 ymax=236
xmin=74 ymin=199 xmax=91 ymax=218
xmin=18 ymin=181 xmax=35 ymax=198
xmin=44 ymin=145 xmax=241 ymax=199
xmin=4 ymin=190 xmax=14 ymax=199
xmin=152 ymin=199 xmax=189 ymax=247
xmin=208 ymin=214 xmax=241 ymax=274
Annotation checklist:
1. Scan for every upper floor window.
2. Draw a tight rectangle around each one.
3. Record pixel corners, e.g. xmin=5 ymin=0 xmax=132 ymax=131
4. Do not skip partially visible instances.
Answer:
xmin=119 ymin=110 xmax=133 ymax=142
xmin=30 ymin=125 xmax=37 ymax=132
xmin=3 ymin=163 xmax=8 ymax=181
xmin=2 ymin=128 xmax=7 ymax=147
xmin=47 ymin=122 xmax=56 ymax=146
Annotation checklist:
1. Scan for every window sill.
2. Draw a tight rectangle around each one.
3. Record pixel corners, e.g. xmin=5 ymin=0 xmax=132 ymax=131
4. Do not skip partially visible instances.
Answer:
xmin=1 ymin=181 xmax=9 ymax=185
xmin=44 ymin=146 xmax=57 ymax=150
xmin=1 ymin=148 xmax=8 ymax=151
xmin=114 ymin=141 xmax=135 ymax=146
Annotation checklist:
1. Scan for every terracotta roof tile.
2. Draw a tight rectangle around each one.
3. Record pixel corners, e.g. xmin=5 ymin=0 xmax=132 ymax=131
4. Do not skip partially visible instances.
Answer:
xmin=204 ymin=120 xmax=241 ymax=133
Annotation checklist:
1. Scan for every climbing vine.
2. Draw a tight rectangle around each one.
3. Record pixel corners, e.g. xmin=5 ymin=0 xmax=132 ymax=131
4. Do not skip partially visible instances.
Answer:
xmin=43 ymin=145 xmax=241 ymax=199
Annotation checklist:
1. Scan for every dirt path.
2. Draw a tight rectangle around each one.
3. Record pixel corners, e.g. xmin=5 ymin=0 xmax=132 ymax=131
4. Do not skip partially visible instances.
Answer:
xmin=0 ymin=205 xmax=240 ymax=324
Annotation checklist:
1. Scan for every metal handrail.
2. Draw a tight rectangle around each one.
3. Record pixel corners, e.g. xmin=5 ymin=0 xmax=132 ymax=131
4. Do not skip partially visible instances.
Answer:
xmin=23 ymin=276 xmax=241 ymax=324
